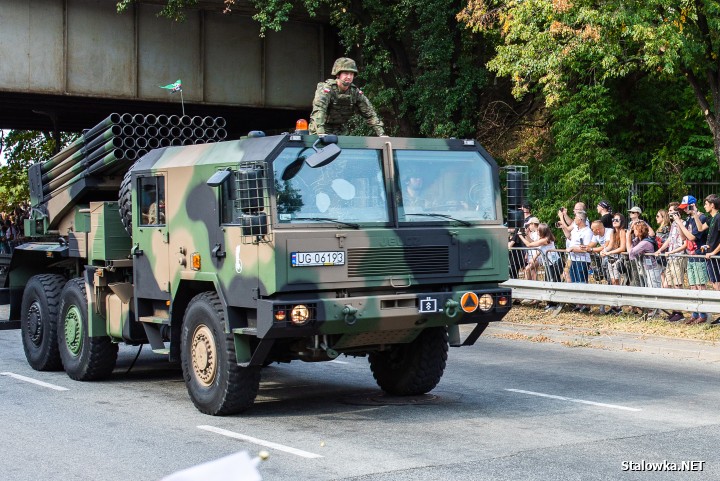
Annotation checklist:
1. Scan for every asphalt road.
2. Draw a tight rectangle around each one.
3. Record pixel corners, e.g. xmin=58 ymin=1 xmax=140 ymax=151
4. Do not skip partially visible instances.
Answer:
xmin=1 ymin=326 xmax=718 ymax=481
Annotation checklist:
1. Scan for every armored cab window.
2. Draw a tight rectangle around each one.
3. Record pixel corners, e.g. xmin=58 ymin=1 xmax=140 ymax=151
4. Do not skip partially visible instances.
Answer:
xmin=138 ymin=176 xmax=166 ymax=226
xmin=220 ymin=171 xmax=239 ymax=225
xmin=273 ymin=147 xmax=388 ymax=224
xmin=395 ymin=150 xmax=497 ymax=223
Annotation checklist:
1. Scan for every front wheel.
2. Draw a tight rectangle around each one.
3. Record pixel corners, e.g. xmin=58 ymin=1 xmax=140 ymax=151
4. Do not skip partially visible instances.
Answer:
xmin=57 ymin=278 xmax=118 ymax=380
xmin=369 ymin=327 xmax=448 ymax=395
xmin=181 ymin=292 xmax=261 ymax=415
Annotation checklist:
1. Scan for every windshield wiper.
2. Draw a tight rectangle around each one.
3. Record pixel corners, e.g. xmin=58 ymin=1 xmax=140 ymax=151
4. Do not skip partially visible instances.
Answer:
xmin=405 ymin=213 xmax=472 ymax=227
xmin=297 ymin=217 xmax=360 ymax=229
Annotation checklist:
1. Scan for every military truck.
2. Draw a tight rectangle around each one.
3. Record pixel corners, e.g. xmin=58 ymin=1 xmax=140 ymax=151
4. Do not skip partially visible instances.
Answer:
xmin=8 ymin=114 xmax=517 ymax=415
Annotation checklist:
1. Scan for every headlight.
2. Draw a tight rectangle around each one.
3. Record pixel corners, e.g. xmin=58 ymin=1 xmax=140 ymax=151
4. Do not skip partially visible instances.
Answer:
xmin=290 ymin=305 xmax=310 ymax=325
xmin=478 ymin=294 xmax=494 ymax=311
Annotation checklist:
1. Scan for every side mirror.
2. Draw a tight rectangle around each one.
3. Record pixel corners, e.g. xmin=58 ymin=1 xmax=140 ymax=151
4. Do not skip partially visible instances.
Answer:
xmin=305 ymin=135 xmax=341 ymax=168
xmin=305 ymin=143 xmax=341 ymax=168
xmin=281 ymin=157 xmax=305 ymax=181
xmin=207 ymin=169 xmax=232 ymax=187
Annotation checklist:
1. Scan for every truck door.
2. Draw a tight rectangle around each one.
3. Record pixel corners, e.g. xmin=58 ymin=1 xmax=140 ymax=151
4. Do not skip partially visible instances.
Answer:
xmin=134 ymin=174 xmax=170 ymax=299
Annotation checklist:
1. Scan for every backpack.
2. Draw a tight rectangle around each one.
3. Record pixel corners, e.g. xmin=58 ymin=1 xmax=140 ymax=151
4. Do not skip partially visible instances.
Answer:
xmin=643 ymin=236 xmax=658 ymax=252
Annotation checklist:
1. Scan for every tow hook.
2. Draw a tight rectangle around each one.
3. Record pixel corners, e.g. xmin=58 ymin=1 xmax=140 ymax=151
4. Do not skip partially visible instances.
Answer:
xmin=342 ymin=304 xmax=358 ymax=325
xmin=320 ymin=342 xmax=339 ymax=359
xmin=445 ymin=299 xmax=459 ymax=318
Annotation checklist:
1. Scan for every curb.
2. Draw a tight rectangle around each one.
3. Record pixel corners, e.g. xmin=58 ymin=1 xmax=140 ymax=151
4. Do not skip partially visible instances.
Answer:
xmin=470 ymin=322 xmax=720 ymax=362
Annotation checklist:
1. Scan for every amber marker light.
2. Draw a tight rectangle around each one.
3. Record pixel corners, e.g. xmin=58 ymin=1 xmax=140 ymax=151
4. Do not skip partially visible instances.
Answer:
xmin=275 ymin=310 xmax=287 ymax=321
xmin=498 ymin=296 xmax=509 ymax=307
xmin=191 ymin=252 xmax=201 ymax=271
xmin=295 ymin=119 xmax=309 ymax=131
xmin=290 ymin=305 xmax=310 ymax=325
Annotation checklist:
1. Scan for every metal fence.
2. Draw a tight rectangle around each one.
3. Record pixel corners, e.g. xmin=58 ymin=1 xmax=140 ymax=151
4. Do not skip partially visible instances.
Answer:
xmin=509 ymin=247 xmax=720 ymax=290
xmin=507 ymin=247 xmax=720 ymax=318
xmin=528 ymin=180 xmax=720 ymax=221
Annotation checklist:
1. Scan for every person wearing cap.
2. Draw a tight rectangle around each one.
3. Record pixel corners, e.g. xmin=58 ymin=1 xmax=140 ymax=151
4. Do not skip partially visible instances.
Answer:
xmin=675 ymin=194 xmax=709 ymax=323
xmin=626 ymin=206 xmax=655 ymax=242
xmin=597 ymin=200 xmax=613 ymax=229
xmin=309 ymin=57 xmax=385 ymax=136
xmin=700 ymin=196 xmax=720 ymax=315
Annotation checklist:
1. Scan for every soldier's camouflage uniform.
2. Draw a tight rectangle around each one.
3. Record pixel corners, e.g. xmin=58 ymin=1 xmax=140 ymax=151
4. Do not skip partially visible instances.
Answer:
xmin=309 ymin=79 xmax=385 ymax=136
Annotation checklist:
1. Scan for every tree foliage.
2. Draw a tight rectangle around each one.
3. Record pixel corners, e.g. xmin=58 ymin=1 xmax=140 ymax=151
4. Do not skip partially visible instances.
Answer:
xmin=118 ymin=0 xmax=494 ymax=138
xmin=114 ymin=0 xmax=719 ymax=219
xmin=0 ymin=131 xmax=76 ymax=212
xmin=459 ymin=0 xmax=720 ymax=170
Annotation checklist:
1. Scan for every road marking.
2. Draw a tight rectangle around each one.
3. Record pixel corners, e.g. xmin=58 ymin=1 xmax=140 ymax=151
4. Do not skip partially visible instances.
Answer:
xmin=505 ymin=388 xmax=642 ymax=412
xmin=197 ymin=425 xmax=323 ymax=459
xmin=0 ymin=372 xmax=69 ymax=391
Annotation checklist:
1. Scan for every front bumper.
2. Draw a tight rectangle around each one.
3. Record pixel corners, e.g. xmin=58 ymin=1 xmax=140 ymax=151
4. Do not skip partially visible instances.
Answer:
xmin=255 ymin=287 xmax=512 ymax=339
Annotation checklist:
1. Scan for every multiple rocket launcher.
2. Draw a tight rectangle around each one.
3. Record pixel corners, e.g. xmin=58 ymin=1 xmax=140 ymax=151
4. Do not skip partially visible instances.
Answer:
xmin=27 ymin=113 xmax=227 ymax=233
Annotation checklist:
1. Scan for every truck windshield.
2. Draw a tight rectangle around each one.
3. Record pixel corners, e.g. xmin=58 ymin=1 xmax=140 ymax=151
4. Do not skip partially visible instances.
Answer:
xmin=395 ymin=150 xmax=496 ymax=223
xmin=274 ymin=147 xmax=389 ymax=224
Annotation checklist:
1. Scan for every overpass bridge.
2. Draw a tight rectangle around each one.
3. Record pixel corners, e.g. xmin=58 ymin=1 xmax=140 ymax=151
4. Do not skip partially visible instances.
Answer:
xmin=0 ymin=0 xmax=335 ymax=137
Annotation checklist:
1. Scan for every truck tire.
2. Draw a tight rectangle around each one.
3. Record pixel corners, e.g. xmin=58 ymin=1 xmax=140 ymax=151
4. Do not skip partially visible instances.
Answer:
xmin=369 ymin=327 xmax=448 ymax=396
xmin=119 ymin=167 xmax=133 ymax=236
xmin=181 ymin=292 xmax=261 ymax=415
xmin=21 ymin=274 xmax=66 ymax=371
xmin=57 ymin=278 xmax=118 ymax=380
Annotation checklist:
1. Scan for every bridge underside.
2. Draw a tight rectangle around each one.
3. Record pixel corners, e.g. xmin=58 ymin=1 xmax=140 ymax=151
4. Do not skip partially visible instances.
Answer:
xmin=0 ymin=0 xmax=333 ymax=137
xmin=0 ymin=91 xmax=307 ymax=138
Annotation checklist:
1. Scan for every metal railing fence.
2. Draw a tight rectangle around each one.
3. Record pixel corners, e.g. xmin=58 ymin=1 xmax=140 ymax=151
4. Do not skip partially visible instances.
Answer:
xmin=509 ymin=247 xmax=720 ymax=291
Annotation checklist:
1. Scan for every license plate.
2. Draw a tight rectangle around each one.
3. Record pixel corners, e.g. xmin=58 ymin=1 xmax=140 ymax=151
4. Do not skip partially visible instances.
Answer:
xmin=291 ymin=251 xmax=345 ymax=267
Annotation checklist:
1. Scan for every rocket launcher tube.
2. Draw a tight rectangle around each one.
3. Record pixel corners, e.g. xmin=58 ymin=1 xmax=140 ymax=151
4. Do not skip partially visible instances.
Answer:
xmin=43 ymin=139 xmax=123 ymax=195
xmin=42 ymin=126 xmax=122 ymax=183
xmin=41 ymin=149 xmax=124 ymax=203
xmin=39 ymin=114 xmax=120 ymax=173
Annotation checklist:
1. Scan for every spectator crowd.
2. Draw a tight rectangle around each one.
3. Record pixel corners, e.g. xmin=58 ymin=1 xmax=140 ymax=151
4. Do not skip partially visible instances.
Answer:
xmin=0 ymin=204 xmax=29 ymax=255
xmin=508 ymin=195 xmax=720 ymax=326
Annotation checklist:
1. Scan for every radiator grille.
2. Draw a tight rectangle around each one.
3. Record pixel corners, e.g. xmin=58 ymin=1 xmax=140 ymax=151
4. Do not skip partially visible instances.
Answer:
xmin=347 ymin=246 xmax=449 ymax=277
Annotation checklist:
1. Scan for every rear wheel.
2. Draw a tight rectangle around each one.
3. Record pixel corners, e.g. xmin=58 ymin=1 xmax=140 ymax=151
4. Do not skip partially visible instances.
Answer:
xmin=21 ymin=274 xmax=66 ymax=371
xmin=369 ymin=327 xmax=448 ymax=395
xmin=181 ymin=292 xmax=261 ymax=415
xmin=58 ymin=278 xmax=118 ymax=380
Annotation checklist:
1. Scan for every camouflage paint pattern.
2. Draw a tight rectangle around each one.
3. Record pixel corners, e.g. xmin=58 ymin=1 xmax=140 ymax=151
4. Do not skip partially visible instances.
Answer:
xmin=11 ymin=130 xmax=512 ymax=366
xmin=127 ymin=134 xmax=510 ymax=363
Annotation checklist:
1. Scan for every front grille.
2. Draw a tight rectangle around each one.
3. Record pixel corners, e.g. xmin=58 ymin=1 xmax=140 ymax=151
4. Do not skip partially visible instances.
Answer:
xmin=347 ymin=246 xmax=449 ymax=277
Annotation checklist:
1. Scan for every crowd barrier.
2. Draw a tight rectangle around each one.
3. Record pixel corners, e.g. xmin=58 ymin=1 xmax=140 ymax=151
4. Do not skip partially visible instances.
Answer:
xmin=505 ymin=247 xmax=720 ymax=316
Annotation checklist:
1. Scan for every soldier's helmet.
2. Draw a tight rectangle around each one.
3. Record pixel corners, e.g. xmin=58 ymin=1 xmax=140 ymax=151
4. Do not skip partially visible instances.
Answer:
xmin=331 ymin=57 xmax=359 ymax=76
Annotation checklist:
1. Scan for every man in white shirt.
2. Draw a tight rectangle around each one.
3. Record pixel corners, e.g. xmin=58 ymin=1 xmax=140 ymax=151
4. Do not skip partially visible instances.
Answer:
xmin=566 ymin=212 xmax=593 ymax=312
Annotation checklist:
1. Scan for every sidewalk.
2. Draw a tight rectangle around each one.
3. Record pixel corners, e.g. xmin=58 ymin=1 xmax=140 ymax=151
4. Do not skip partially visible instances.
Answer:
xmin=476 ymin=321 xmax=720 ymax=363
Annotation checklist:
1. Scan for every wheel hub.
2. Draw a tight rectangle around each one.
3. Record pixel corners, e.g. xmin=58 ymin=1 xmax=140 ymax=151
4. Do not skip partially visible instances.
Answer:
xmin=64 ymin=305 xmax=83 ymax=357
xmin=26 ymin=301 xmax=43 ymax=346
xmin=191 ymin=325 xmax=216 ymax=386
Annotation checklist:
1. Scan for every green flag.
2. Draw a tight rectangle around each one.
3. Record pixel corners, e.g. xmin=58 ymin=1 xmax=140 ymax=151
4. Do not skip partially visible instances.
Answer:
xmin=160 ymin=80 xmax=182 ymax=93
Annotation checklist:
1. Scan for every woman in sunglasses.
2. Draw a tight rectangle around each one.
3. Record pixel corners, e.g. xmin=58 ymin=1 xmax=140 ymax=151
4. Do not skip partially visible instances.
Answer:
xmin=600 ymin=214 xmax=628 ymax=313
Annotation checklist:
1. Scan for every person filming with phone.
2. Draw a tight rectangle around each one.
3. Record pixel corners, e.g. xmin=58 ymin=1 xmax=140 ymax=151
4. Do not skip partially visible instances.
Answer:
xmin=677 ymin=195 xmax=709 ymax=323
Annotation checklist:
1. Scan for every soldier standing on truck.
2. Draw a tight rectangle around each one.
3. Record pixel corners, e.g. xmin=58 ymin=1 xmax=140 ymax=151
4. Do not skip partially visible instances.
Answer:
xmin=309 ymin=57 xmax=386 ymax=136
